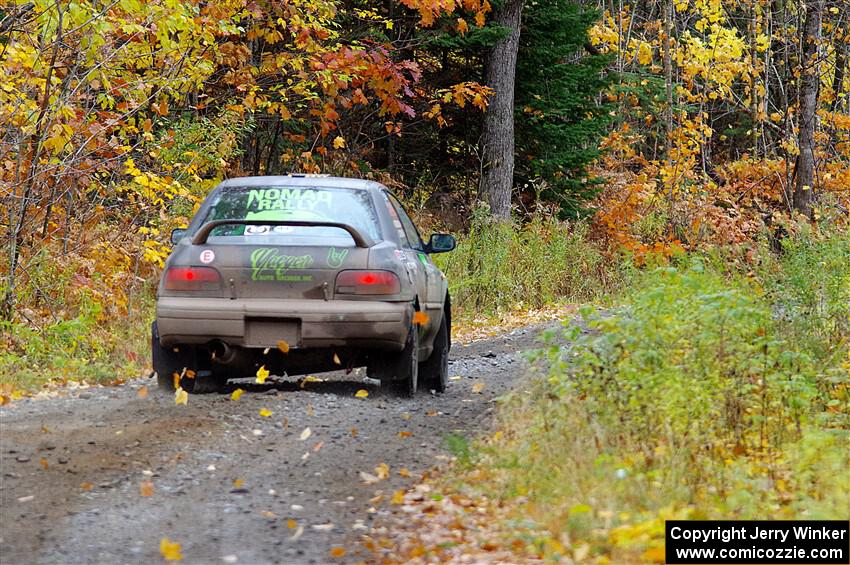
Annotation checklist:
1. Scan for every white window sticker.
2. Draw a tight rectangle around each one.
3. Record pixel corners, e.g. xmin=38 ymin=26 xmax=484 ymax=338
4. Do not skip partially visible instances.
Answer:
xmin=200 ymin=249 xmax=215 ymax=264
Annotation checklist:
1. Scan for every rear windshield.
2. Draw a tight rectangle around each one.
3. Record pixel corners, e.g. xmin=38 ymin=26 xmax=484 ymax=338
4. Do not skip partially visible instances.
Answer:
xmin=202 ymin=186 xmax=381 ymax=245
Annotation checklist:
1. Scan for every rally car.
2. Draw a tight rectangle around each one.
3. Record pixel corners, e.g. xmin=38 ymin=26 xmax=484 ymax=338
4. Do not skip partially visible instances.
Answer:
xmin=151 ymin=175 xmax=456 ymax=396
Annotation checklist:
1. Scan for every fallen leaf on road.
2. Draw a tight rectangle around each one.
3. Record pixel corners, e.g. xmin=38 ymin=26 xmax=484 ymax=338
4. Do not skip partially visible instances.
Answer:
xmin=391 ymin=489 xmax=405 ymax=504
xmin=261 ymin=510 xmax=278 ymax=519
xmin=330 ymin=547 xmax=346 ymax=557
xmin=259 ymin=408 xmax=273 ymax=417
xmin=313 ymin=441 xmax=324 ymax=452
xmin=233 ymin=478 xmax=244 ymax=488
xmin=287 ymin=519 xmax=298 ymax=529
xmin=290 ymin=525 xmax=304 ymax=541
xmin=140 ymin=480 xmax=154 ymax=497
xmin=355 ymin=389 xmax=369 ymax=398
xmin=398 ymin=431 xmax=412 ymax=438
xmin=159 ymin=537 xmax=183 ymax=561
xmin=472 ymin=381 xmax=485 ymax=393
xmin=172 ymin=372 xmax=180 ymax=389
xmin=39 ymin=457 xmax=48 ymax=470
xmin=350 ymin=427 xmax=358 ymax=437
xmin=185 ymin=369 xmax=196 ymax=379
xmin=360 ymin=471 xmax=380 ymax=484
xmin=306 ymin=404 xmax=314 ymax=416
xmin=375 ymin=463 xmax=390 ymax=480
xmin=299 ymin=427 xmax=312 ymax=441
xmin=299 ymin=375 xmax=323 ymax=389
xmin=137 ymin=386 xmax=149 ymax=399
xmin=402 ymin=412 xmax=411 ymax=421
xmin=174 ymin=387 xmax=188 ymax=405
xmin=256 ymin=365 xmax=270 ymax=384
xmin=231 ymin=388 xmax=244 ymax=401
xmin=277 ymin=340 xmax=290 ymax=353
xmin=312 ymin=523 xmax=334 ymax=531
xmin=399 ymin=468 xmax=411 ymax=478
xmin=426 ymin=410 xmax=438 ymax=417
xmin=449 ymin=375 xmax=461 ymax=381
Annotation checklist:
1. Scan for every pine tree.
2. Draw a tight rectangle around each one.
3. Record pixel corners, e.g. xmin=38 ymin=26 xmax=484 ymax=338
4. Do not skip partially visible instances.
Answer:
xmin=515 ymin=0 xmax=612 ymax=217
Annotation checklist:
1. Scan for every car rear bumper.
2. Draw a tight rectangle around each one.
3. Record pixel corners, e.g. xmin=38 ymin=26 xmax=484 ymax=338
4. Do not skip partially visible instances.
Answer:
xmin=156 ymin=297 xmax=410 ymax=351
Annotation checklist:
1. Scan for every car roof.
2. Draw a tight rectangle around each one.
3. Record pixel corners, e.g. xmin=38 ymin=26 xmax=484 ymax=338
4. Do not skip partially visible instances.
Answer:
xmin=217 ymin=175 xmax=385 ymax=191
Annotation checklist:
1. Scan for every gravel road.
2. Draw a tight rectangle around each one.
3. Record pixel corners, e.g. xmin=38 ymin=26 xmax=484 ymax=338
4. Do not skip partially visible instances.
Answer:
xmin=0 ymin=324 xmax=551 ymax=565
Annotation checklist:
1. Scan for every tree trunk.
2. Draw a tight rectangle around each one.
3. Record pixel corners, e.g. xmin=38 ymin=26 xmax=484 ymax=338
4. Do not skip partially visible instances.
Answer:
xmin=479 ymin=0 xmax=524 ymax=220
xmin=829 ymin=3 xmax=846 ymax=112
xmin=793 ymin=0 xmax=823 ymax=218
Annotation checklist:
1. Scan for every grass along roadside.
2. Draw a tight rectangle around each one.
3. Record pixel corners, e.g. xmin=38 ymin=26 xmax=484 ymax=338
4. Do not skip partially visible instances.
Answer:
xmin=376 ymin=228 xmax=850 ymax=564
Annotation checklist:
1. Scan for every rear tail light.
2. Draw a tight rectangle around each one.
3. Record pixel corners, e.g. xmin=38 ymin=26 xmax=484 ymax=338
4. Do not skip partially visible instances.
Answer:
xmin=335 ymin=270 xmax=401 ymax=295
xmin=164 ymin=266 xmax=222 ymax=291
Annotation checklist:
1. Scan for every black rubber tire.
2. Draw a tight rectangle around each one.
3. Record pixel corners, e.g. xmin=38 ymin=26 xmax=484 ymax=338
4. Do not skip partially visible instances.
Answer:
xmin=376 ymin=319 xmax=419 ymax=397
xmin=420 ymin=313 xmax=449 ymax=393
xmin=152 ymin=321 xmax=196 ymax=392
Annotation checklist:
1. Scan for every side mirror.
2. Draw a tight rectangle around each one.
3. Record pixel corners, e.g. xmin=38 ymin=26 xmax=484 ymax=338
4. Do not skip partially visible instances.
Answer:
xmin=426 ymin=233 xmax=456 ymax=254
xmin=171 ymin=228 xmax=187 ymax=245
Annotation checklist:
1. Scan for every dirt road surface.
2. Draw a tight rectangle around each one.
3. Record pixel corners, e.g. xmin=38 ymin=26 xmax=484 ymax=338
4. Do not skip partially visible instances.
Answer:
xmin=0 ymin=325 xmax=550 ymax=565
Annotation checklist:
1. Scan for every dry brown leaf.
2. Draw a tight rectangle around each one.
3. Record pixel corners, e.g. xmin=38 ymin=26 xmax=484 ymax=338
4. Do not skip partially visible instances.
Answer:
xmin=277 ymin=340 xmax=290 ymax=353
xmin=140 ymin=480 xmax=154 ymax=497
xmin=137 ymin=386 xmax=149 ymax=399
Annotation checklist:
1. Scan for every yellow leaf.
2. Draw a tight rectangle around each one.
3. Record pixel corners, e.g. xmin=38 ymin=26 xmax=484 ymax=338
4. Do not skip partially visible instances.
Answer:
xmin=137 ymin=386 xmax=148 ymax=399
xmin=231 ymin=388 xmax=245 ymax=401
xmin=233 ymin=478 xmax=244 ymax=488
xmin=390 ymin=489 xmax=405 ymax=504
xmin=350 ymin=427 xmax=358 ymax=437
xmin=39 ymin=457 xmax=49 ymax=470
xmin=332 ymin=136 xmax=346 ymax=149
xmin=256 ymin=365 xmax=270 ymax=384
xmin=159 ymin=537 xmax=183 ymax=561
xmin=375 ymin=463 xmax=390 ymax=480
xmin=287 ymin=519 xmax=298 ymax=529
xmin=259 ymin=408 xmax=273 ymax=417
xmin=398 ymin=431 xmax=412 ymax=438
xmin=140 ymin=480 xmax=154 ymax=497
xmin=637 ymin=42 xmax=653 ymax=65
xmin=333 ymin=353 xmax=341 ymax=365
xmin=80 ymin=482 xmax=93 ymax=491
xmin=355 ymin=389 xmax=369 ymax=398
xmin=472 ymin=382 xmax=485 ymax=393
xmin=174 ymin=387 xmax=188 ymax=405
xmin=277 ymin=340 xmax=290 ymax=353
xmin=330 ymin=547 xmax=346 ymax=558
xmin=299 ymin=427 xmax=312 ymax=441
xmin=399 ymin=468 xmax=411 ymax=478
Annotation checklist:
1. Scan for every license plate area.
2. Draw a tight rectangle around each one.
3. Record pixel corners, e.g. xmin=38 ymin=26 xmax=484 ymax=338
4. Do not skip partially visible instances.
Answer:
xmin=245 ymin=318 xmax=301 ymax=348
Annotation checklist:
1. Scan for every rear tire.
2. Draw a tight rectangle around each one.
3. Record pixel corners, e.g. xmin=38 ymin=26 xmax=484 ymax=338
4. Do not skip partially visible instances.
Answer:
xmin=152 ymin=322 xmax=226 ymax=394
xmin=371 ymin=319 xmax=419 ymax=397
xmin=420 ymin=313 xmax=449 ymax=393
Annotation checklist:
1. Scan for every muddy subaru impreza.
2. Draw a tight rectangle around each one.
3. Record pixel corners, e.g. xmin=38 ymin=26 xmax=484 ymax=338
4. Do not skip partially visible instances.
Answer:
xmin=152 ymin=175 xmax=455 ymax=396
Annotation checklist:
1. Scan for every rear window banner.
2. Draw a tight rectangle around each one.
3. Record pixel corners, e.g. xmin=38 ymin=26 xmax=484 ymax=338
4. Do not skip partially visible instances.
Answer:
xmin=246 ymin=188 xmax=332 ymax=212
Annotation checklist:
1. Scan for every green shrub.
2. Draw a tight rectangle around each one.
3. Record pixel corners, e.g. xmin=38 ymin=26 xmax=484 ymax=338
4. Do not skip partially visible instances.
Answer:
xmin=464 ymin=244 xmax=849 ymax=560
xmin=434 ymin=208 xmax=621 ymax=314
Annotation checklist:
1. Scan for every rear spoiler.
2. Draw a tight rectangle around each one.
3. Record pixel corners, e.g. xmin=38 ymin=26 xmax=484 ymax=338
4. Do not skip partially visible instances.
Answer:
xmin=192 ymin=219 xmax=374 ymax=248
